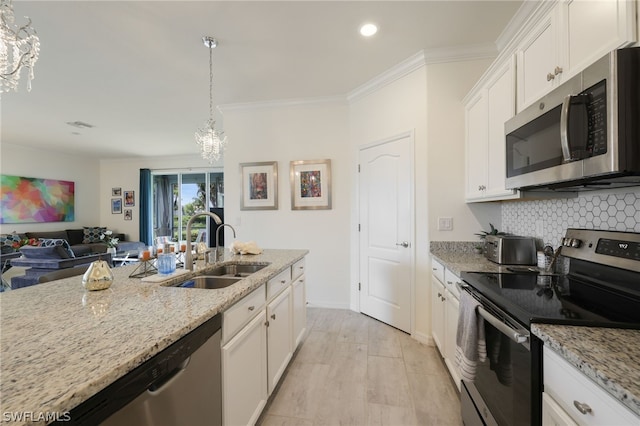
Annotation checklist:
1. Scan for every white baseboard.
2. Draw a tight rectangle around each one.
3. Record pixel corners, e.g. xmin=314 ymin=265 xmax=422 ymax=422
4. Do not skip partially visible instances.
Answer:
xmin=412 ymin=331 xmax=433 ymax=346
xmin=306 ymin=301 xmax=351 ymax=310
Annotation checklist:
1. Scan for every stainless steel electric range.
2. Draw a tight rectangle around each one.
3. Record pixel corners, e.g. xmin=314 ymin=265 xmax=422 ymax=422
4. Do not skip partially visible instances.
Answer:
xmin=460 ymin=228 xmax=640 ymax=426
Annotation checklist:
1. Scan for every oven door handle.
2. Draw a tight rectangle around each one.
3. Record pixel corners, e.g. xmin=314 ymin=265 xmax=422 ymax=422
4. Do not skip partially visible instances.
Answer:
xmin=477 ymin=306 xmax=530 ymax=345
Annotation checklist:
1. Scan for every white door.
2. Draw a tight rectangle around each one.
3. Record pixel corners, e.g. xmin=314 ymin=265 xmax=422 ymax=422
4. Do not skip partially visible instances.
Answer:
xmin=359 ymin=133 xmax=413 ymax=333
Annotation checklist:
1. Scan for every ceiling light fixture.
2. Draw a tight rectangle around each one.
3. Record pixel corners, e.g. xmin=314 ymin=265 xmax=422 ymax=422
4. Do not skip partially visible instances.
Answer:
xmin=195 ymin=36 xmax=227 ymax=164
xmin=0 ymin=0 xmax=40 ymax=93
xmin=359 ymin=23 xmax=378 ymax=37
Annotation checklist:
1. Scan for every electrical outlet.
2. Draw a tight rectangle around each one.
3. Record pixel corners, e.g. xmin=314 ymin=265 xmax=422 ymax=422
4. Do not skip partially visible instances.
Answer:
xmin=438 ymin=217 xmax=453 ymax=231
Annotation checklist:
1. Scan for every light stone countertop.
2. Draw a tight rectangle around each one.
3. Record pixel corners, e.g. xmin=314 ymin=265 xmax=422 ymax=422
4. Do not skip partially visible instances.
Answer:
xmin=532 ymin=324 xmax=640 ymax=418
xmin=0 ymin=249 xmax=307 ymax=426
xmin=430 ymin=241 xmax=515 ymax=275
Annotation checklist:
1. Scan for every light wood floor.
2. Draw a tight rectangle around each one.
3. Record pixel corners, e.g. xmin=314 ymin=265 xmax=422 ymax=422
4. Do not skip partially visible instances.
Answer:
xmin=258 ymin=308 xmax=462 ymax=426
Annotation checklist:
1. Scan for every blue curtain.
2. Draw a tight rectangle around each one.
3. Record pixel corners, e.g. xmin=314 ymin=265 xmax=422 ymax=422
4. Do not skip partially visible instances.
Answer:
xmin=139 ymin=169 xmax=152 ymax=245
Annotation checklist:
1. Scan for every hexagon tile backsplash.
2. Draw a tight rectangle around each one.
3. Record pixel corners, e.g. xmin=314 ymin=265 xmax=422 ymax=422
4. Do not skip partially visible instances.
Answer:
xmin=502 ymin=189 xmax=640 ymax=247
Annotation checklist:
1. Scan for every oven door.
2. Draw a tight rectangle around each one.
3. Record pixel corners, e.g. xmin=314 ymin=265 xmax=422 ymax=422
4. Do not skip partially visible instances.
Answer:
xmin=460 ymin=293 xmax=541 ymax=426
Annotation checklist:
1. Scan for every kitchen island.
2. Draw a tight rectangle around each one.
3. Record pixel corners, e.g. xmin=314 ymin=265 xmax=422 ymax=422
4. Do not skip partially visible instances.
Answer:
xmin=0 ymin=249 xmax=307 ymax=425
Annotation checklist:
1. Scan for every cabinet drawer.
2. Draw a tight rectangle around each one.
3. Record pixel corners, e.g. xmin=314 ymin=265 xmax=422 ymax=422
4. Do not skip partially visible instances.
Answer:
xmin=292 ymin=258 xmax=305 ymax=281
xmin=223 ymin=284 xmax=265 ymax=344
xmin=267 ymin=268 xmax=291 ymax=300
xmin=431 ymin=258 xmax=445 ymax=283
xmin=444 ymin=269 xmax=462 ymax=300
xmin=543 ymin=347 xmax=639 ymax=425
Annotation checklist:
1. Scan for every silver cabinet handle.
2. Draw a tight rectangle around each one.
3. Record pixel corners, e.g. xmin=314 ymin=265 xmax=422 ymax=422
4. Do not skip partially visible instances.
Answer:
xmin=437 ymin=292 xmax=442 ymax=298
xmin=396 ymin=242 xmax=409 ymax=248
xmin=248 ymin=306 xmax=255 ymax=311
xmin=271 ymin=314 xmax=276 ymax=320
xmin=547 ymin=72 xmax=555 ymax=81
xmin=280 ymin=280 xmax=286 ymax=284
xmin=554 ymin=66 xmax=563 ymax=75
xmin=573 ymin=401 xmax=592 ymax=415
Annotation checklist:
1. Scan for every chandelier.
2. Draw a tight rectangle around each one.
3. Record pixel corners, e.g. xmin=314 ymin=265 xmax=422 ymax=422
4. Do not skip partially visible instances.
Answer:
xmin=0 ymin=0 xmax=40 ymax=93
xmin=195 ymin=36 xmax=227 ymax=163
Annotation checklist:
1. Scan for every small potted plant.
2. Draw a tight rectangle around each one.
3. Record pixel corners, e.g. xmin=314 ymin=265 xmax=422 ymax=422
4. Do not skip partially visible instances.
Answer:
xmin=100 ymin=230 xmax=119 ymax=255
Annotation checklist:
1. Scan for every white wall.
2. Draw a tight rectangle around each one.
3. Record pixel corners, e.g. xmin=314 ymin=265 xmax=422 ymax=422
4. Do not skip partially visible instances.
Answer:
xmin=222 ymin=101 xmax=351 ymax=308
xmin=426 ymin=59 xmax=501 ymax=241
xmin=0 ymin=143 xmax=101 ymax=234
xmin=98 ymin=155 xmax=221 ymax=242
xmin=349 ymin=66 xmax=429 ymax=337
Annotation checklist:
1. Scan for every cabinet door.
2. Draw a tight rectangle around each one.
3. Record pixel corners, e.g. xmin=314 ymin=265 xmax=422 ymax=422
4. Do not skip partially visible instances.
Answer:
xmin=542 ymin=392 xmax=578 ymax=426
xmin=222 ymin=310 xmax=268 ymax=426
xmin=562 ymin=0 xmax=637 ymax=78
xmin=431 ymin=276 xmax=446 ymax=356
xmin=267 ymin=286 xmax=292 ymax=395
xmin=516 ymin=11 xmax=560 ymax=112
xmin=485 ymin=58 xmax=518 ymax=199
xmin=292 ymin=274 xmax=307 ymax=349
xmin=465 ymin=92 xmax=489 ymax=200
xmin=444 ymin=292 xmax=461 ymax=391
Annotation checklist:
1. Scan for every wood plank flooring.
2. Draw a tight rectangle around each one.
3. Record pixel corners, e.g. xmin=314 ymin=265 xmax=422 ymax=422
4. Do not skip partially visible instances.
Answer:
xmin=258 ymin=308 xmax=462 ymax=426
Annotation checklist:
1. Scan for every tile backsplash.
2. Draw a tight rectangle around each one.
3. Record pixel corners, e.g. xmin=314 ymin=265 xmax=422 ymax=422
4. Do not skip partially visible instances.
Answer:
xmin=502 ymin=189 xmax=640 ymax=247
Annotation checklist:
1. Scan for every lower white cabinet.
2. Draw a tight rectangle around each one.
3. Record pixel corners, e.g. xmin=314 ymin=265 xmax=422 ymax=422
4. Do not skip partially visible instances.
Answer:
xmin=222 ymin=310 xmax=268 ymax=426
xmin=221 ymin=257 xmax=307 ymax=426
xmin=430 ymin=257 xmax=461 ymax=390
xmin=292 ymin=274 xmax=307 ymax=349
xmin=543 ymin=346 xmax=639 ymax=425
xmin=267 ymin=286 xmax=292 ymax=395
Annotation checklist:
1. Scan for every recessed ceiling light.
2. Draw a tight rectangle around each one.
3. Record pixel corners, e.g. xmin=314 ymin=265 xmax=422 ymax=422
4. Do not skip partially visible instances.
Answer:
xmin=360 ymin=23 xmax=378 ymax=37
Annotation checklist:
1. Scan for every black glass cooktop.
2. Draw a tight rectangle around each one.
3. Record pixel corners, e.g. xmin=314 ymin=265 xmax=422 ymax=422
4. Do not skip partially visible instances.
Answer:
xmin=461 ymin=271 xmax=640 ymax=330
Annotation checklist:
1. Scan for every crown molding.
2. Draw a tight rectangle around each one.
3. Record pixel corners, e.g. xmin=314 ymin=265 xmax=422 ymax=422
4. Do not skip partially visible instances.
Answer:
xmin=495 ymin=0 xmax=546 ymax=52
xmin=220 ymin=95 xmax=346 ymax=112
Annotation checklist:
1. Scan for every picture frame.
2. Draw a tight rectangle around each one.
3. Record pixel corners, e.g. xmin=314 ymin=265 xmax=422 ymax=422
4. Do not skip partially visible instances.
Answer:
xmin=290 ymin=159 xmax=332 ymax=210
xmin=240 ymin=161 xmax=278 ymax=210
xmin=124 ymin=209 xmax=132 ymax=221
xmin=124 ymin=190 xmax=135 ymax=207
xmin=112 ymin=187 xmax=122 ymax=196
xmin=111 ymin=198 xmax=122 ymax=214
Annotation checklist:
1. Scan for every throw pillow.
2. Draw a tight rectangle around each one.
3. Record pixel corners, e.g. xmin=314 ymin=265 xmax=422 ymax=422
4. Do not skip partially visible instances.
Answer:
xmin=39 ymin=238 xmax=75 ymax=258
xmin=83 ymin=227 xmax=106 ymax=244
xmin=65 ymin=229 xmax=85 ymax=246
xmin=20 ymin=246 xmax=65 ymax=259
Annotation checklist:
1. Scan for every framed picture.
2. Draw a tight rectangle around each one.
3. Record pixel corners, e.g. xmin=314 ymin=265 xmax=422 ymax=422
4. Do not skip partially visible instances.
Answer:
xmin=111 ymin=198 xmax=122 ymax=214
xmin=124 ymin=190 xmax=135 ymax=206
xmin=124 ymin=209 xmax=132 ymax=220
xmin=290 ymin=159 xmax=332 ymax=210
xmin=112 ymin=187 xmax=122 ymax=196
xmin=240 ymin=161 xmax=278 ymax=210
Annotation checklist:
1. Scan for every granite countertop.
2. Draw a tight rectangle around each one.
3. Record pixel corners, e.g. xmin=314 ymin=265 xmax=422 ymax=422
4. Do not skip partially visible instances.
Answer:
xmin=532 ymin=324 xmax=640 ymax=418
xmin=430 ymin=241 xmax=516 ymax=275
xmin=0 ymin=249 xmax=307 ymax=426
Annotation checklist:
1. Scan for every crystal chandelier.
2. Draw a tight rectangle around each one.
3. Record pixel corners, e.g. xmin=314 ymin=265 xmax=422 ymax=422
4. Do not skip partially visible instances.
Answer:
xmin=195 ymin=36 xmax=227 ymax=163
xmin=0 ymin=0 xmax=40 ymax=93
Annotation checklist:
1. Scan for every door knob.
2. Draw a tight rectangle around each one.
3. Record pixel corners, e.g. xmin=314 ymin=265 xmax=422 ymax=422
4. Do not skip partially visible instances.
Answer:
xmin=396 ymin=242 xmax=409 ymax=248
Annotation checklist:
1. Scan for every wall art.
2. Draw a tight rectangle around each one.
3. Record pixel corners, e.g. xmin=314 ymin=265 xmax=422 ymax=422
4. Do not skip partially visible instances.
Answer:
xmin=124 ymin=209 xmax=132 ymax=221
xmin=290 ymin=159 xmax=332 ymax=210
xmin=112 ymin=187 xmax=122 ymax=196
xmin=240 ymin=161 xmax=278 ymax=210
xmin=0 ymin=175 xmax=75 ymax=223
xmin=124 ymin=190 xmax=135 ymax=206
xmin=111 ymin=198 xmax=122 ymax=214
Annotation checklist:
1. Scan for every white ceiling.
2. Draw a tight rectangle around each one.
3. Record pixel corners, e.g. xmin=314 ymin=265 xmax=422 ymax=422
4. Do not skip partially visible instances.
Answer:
xmin=2 ymin=1 xmax=522 ymax=159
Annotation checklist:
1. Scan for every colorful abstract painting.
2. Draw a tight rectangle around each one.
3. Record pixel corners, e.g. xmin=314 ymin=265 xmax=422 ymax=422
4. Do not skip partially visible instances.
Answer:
xmin=1 ymin=175 xmax=75 ymax=223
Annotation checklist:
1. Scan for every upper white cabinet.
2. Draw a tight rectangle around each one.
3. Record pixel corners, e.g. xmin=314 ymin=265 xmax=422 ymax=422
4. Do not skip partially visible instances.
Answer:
xmin=517 ymin=0 xmax=637 ymax=112
xmin=465 ymin=58 xmax=520 ymax=202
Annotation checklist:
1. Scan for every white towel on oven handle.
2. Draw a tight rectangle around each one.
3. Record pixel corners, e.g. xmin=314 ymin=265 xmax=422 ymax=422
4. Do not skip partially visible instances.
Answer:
xmin=455 ymin=290 xmax=487 ymax=382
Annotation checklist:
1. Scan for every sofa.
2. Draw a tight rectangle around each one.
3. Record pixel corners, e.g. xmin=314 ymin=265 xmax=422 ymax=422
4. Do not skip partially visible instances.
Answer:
xmin=1 ymin=227 xmax=144 ymax=256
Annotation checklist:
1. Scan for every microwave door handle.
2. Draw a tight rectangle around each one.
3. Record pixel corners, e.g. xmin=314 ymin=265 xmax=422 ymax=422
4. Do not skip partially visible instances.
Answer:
xmin=560 ymin=94 xmax=573 ymax=163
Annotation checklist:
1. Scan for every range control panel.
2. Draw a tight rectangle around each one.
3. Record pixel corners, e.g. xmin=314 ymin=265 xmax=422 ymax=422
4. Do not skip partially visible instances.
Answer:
xmin=561 ymin=228 xmax=640 ymax=273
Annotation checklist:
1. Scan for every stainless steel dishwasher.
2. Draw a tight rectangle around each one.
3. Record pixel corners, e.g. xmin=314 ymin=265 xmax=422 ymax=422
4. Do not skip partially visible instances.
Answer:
xmin=61 ymin=314 xmax=222 ymax=426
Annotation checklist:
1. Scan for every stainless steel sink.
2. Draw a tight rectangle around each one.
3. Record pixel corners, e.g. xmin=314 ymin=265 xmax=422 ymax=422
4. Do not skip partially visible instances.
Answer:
xmin=208 ymin=263 xmax=267 ymax=278
xmin=172 ymin=275 xmax=242 ymax=289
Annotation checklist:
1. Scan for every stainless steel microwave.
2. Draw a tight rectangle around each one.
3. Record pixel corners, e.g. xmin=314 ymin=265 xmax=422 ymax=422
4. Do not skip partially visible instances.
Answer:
xmin=505 ymin=47 xmax=640 ymax=191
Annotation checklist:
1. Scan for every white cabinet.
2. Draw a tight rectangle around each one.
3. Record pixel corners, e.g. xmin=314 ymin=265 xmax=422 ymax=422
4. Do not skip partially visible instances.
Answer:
xmin=465 ymin=58 xmax=519 ymax=202
xmin=267 ymin=286 xmax=292 ymax=395
xmin=543 ymin=346 xmax=640 ymax=425
xmin=430 ymin=257 xmax=461 ymax=389
xmin=222 ymin=308 xmax=268 ymax=426
xmin=517 ymin=0 xmax=637 ymax=112
xmin=292 ymin=274 xmax=307 ymax=349
xmin=543 ymin=392 xmax=578 ymax=426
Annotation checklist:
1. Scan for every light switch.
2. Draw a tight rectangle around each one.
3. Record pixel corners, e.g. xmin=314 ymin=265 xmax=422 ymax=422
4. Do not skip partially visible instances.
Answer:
xmin=438 ymin=217 xmax=453 ymax=231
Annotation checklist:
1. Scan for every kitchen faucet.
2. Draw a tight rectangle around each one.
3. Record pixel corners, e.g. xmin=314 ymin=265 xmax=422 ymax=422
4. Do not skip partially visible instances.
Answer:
xmin=215 ymin=224 xmax=237 ymax=261
xmin=184 ymin=212 xmax=222 ymax=271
